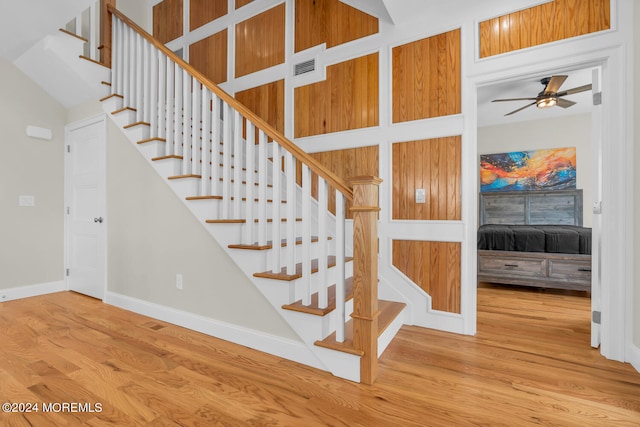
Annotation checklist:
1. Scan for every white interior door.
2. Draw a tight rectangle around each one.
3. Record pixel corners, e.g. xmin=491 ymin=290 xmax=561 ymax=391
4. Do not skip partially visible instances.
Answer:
xmin=65 ymin=114 xmax=107 ymax=300
xmin=590 ymin=67 xmax=602 ymax=348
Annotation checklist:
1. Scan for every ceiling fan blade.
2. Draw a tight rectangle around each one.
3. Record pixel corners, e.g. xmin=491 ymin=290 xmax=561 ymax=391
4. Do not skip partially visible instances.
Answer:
xmin=504 ymin=101 xmax=537 ymax=116
xmin=556 ymin=98 xmax=577 ymax=108
xmin=557 ymin=84 xmax=592 ymax=96
xmin=492 ymin=97 xmax=538 ymax=102
xmin=544 ymin=75 xmax=568 ymax=94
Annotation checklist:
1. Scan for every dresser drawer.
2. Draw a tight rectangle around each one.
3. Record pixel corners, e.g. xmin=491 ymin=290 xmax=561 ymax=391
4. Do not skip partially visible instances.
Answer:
xmin=548 ymin=259 xmax=592 ymax=281
xmin=478 ymin=255 xmax=546 ymax=278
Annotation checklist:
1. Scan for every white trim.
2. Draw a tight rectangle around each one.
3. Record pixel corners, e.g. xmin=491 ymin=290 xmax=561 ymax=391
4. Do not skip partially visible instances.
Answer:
xmin=0 ymin=281 xmax=65 ymax=303
xmin=629 ymin=343 xmax=640 ymax=374
xmin=104 ymin=291 xmax=325 ymax=371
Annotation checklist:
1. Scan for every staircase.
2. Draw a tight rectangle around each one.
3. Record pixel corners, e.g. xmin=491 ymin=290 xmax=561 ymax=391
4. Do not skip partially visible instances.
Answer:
xmin=73 ymin=5 xmax=406 ymax=384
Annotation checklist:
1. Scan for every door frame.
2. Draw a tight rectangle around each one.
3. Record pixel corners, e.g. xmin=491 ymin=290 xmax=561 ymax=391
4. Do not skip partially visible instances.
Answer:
xmin=64 ymin=113 xmax=108 ymax=300
xmin=467 ymin=41 xmax=633 ymax=363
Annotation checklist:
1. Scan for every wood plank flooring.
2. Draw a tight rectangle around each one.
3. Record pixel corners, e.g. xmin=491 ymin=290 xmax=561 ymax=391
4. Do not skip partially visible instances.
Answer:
xmin=0 ymin=286 xmax=638 ymax=426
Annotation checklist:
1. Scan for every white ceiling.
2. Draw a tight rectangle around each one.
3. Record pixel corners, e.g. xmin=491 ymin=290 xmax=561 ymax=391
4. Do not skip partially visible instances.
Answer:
xmin=0 ymin=0 xmax=94 ymax=60
xmin=477 ymin=68 xmax=594 ymax=128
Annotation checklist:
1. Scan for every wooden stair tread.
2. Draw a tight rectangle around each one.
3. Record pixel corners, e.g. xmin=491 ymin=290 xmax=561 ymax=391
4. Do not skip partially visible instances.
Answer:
xmin=138 ymin=137 xmax=166 ymax=144
xmin=282 ymin=277 xmax=354 ymax=316
xmin=168 ymin=174 xmax=201 ymax=180
xmin=229 ymin=236 xmax=329 ymax=250
xmin=100 ymin=93 xmax=123 ymax=102
xmin=79 ymin=55 xmax=109 ymax=68
xmin=152 ymin=155 xmax=183 ymax=161
xmin=186 ymin=195 xmax=222 ymax=201
xmin=205 ymin=219 xmax=245 ymax=224
xmin=112 ymin=106 xmax=136 ymax=114
xmin=123 ymin=121 xmax=150 ymax=129
xmin=254 ymin=256 xmax=353 ymax=281
xmin=314 ymin=300 xmax=406 ymax=356
xmin=59 ymin=28 xmax=88 ymax=42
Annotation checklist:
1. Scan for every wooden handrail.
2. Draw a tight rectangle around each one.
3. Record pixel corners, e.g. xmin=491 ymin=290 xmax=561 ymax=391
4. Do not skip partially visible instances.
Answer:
xmin=106 ymin=5 xmax=353 ymax=201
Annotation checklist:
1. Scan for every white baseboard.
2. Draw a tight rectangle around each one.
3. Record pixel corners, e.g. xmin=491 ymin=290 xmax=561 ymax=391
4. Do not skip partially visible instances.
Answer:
xmin=628 ymin=343 xmax=640 ymax=374
xmin=0 ymin=281 xmax=65 ymax=302
xmin=104 ymin=291 xmax=326 ymax=371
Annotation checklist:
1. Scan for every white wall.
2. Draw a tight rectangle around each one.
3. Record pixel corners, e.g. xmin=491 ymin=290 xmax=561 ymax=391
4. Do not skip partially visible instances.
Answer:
xmin=0 ymin=59 xmax=66 ymax=289
xmin=478 ymin=114 xmax=593 ymax=227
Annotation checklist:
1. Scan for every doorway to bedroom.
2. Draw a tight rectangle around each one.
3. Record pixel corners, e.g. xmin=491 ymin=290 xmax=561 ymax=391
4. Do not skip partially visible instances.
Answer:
xmin=475 ymin=66 xmax=597 ymax=350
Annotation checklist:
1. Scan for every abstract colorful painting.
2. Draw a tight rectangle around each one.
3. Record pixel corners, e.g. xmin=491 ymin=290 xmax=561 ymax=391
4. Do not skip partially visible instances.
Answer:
xmin=480 ymin=147 xmax=576 ymax=192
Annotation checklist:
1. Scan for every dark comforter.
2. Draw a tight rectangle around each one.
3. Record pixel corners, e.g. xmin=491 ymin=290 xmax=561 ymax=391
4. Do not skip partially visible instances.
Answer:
xmin=478 ymin=224 xmax=592 ymax=255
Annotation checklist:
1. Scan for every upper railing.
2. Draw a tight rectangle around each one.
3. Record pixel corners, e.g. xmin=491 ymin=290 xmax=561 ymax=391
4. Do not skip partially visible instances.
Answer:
xmin=100 ymin=3 xmax=381 ymax=384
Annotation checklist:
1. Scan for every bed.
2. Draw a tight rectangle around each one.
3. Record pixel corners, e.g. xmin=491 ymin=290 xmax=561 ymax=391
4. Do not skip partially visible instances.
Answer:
xmin=477 ymin=189 xmax=592 ymax=291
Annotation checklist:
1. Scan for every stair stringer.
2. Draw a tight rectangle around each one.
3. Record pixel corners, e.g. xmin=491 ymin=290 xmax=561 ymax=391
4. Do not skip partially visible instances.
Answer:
xmin=101 ymin=96 xmax=371 ymax=381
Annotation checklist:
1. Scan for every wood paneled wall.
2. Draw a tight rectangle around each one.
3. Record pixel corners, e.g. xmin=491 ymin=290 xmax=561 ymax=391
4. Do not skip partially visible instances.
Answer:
xmin=294 ymin=53 xmax=379 ymax=138
xmin=392 ymin=137 xmax=461 ymax=221
xmin=392 ymin=29 xmax=461 ymax=123
xmin=298 ymin=146 xmax=379 ymax=219
xmin=190 ymin=0 xmax=227 ymax=31
xmin=189 ymin=30 xmax=228 ymax=84
xmin=479 ymin=0 xmax=611 ymax=58
xmin=392 ymin=240 xmax=461 ymax=313
xmin=235 ymin=80 xmax=285 ymax=135
xmin=235 ymin=0 xmax=253 ymax=9
xmin=153 ymin=0 xmax=183 ymax=44
xmin=294 ymin=0 xmax=379 ymax=53
xmin=235 ymin=4 xmax=285 ymax=78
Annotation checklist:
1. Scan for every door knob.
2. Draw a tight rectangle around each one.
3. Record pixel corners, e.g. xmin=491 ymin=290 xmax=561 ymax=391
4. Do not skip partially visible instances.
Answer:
xmin=94 ymin=217 xmax=103 ymax=223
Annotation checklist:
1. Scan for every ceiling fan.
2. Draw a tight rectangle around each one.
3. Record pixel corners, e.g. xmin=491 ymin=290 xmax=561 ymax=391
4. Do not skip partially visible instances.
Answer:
xmin=491 ymin=75 xmax=592 ymax=116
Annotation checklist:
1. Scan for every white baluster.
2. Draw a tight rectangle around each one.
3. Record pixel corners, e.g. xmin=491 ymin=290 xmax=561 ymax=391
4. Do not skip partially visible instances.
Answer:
xmin=200 ymin=89 xmax=211 ymax=196
xmin=174 ymin=62 xmax=183 ymax=158
xmin=244 ymin=122 xmax=255 ymax=245
xmin=149 ymin=46 xmax=158 ymax=138
xmin=335 ymin=191 xmax=346 ymax=343
xmin=301 ymin=164 xmax=312 ymax=305
xmin=257 ymin=130 xmax=268 ymax=247
xmin=271 ymin=143 xmax=281 ymax=273
xmin=142 ymin=40 xmax=151 ymax=125
xmin=192 ymin=82 xmax=201 ymax=177
xmin=182 ymin=71 xmax=191 ymax=175
xmin=89 ymin=2 xmax=98 ymax=61
xmin=317 ymin=178 xmax=328 ymax=308
xmin=135 ymin=34 xmax=143 ymax=120
xmin=157 ymin=53 xmax=166 ymax=141
xmin=111 ymin=18 xmax=120 ymax=95
xmin=165 ymin=59 xmax=175 ymax=156
xmin=221 ymin=103 xmax=231 ymax=218
xmin=284 ymin=151 xmax=296 ymax=275
xmin=232 ymin=110 xmax=242 ymax=219
xmin=211 ymin=96 xmax=222 ymax=200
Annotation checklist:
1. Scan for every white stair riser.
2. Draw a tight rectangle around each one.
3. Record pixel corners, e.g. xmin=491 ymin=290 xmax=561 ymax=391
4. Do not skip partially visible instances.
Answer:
xmin=123 ymin=125 xmax=150 ymax=142
xmin=111 ymin=110 xmax=137 ymax=127
xmin=137 ymin=141 xmax=165 ymax=160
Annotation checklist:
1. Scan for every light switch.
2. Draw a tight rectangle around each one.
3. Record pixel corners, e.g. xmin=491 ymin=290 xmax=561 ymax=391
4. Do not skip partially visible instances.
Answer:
xmin=415 ymin=188 xmax=426 ymax=204
xmin=19 ymin=195 xmax=35 ymax=207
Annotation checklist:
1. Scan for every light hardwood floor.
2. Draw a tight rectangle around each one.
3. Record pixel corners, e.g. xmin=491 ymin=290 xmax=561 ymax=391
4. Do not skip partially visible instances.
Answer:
xmin=0 ymin=286 xmax=638 ymax=426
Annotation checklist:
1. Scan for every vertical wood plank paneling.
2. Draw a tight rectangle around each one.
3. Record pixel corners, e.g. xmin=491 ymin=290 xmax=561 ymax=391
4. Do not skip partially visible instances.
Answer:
xmin=391 ymin=29 xmax=461 ymax=123
xmin=235 ymin=0 xmax=253 ymax=9
xmin=235 ymin=80 xmax=285 ymax=139
xmin=153 ymin=0 xmax=183 ymax=44
xmin=294 ymin=53 xmax=378 ymax=138
xmin=298 ymin=146 xmax=378 ymax=219
xmin=294 ymin=0 xmax=378 ymax=53
xmin=188 ymin=29 xmax=228 ymax=84
xmin=190 ymin=0 xmax=227 ymax=31
xmin=392 ymin=240 xmax=461 ymax=313
xmin=392 ymin=137 xmax=461 ymax=221
xmin=479 ymin=0 xmax=611 ymax=58
xmin=235 ymin=4 xmax=285 ymax=78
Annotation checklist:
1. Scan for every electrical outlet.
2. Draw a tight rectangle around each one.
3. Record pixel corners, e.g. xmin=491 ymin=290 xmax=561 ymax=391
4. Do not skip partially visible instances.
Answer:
xmin=176 ymin=274 xmax=183 ymax=290
xmin=415 ymin=188 xmax=426 ymax=204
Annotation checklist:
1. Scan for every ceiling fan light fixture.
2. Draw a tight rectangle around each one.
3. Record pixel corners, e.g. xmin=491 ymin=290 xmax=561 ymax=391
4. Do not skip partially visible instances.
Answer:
xmin=536 ymin=97 xmax=557 ymax=109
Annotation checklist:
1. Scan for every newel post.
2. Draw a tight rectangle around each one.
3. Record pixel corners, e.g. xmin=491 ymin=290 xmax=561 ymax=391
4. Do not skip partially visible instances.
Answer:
xmin=349 ymin=176 xmax=382 ymax=385
xmin=100 ymin=0 xmax=115 ymax=67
